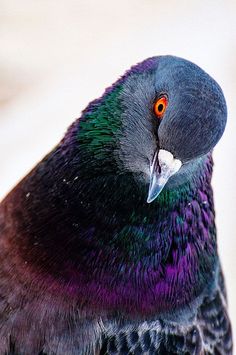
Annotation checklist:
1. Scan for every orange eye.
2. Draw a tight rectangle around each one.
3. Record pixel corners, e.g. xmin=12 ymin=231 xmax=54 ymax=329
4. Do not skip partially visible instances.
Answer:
xmin=153 ymin=96 xmax=168 ymax=118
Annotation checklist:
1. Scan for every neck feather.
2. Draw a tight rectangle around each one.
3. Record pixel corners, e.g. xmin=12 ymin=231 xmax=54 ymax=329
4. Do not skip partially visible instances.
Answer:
xmin=1 ymin=140 xmax=217 ymax=317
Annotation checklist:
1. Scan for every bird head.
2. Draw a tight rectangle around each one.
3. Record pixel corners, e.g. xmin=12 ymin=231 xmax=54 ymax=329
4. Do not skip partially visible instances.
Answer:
xmin=79 ymin=56 xmax=227 ymax=203
xmin=117 ymin=56 xmax=227 ymax=202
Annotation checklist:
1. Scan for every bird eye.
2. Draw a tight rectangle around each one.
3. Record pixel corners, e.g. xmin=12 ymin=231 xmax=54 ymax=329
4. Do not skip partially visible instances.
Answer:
xmin=153 ymin=96 xmax=168 ymax=118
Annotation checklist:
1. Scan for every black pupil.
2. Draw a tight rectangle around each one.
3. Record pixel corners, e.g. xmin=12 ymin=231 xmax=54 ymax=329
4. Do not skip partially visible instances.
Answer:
xmin=158 ymin=104 xmax=164 ymax=112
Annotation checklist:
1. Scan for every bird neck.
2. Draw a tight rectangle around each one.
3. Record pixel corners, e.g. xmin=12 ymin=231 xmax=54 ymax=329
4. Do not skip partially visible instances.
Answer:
xmin=2 ymin=142 xmax=218 ymax=317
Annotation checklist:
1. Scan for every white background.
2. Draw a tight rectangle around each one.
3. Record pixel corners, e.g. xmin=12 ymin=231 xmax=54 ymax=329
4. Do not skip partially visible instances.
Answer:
xmin=0 ymin=0 xmax=236 ymax=347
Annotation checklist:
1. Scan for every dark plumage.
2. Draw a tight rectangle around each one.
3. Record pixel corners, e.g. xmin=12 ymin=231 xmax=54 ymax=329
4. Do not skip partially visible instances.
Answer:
xmin=0 ymin=56 xmax=232 ymax=354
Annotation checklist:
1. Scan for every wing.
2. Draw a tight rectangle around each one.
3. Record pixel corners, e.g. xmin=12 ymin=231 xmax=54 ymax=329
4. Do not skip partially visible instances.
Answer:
xmin=196 ymin=268 xmax=232 ymax=354
xmin=99 ymin=269 xmax=232 ymax=355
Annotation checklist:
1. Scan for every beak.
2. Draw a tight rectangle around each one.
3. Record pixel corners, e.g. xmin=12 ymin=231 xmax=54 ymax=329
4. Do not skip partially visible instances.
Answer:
xmin=147 ymin=149 xmax=182 ymax=203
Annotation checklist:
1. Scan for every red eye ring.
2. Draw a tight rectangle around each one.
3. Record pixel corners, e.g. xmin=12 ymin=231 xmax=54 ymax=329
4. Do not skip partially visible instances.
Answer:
xmin=153 ymin=96 xmax=168 ymax=118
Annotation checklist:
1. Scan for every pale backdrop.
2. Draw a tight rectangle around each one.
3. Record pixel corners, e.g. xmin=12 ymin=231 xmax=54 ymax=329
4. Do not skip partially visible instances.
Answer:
xmin=0 ymin=0 xmax=236 ymax=347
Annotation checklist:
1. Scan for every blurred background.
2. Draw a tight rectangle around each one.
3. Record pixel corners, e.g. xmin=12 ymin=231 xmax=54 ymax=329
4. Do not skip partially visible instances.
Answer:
xmin=0 ymin=0 xmax=236 ymax=345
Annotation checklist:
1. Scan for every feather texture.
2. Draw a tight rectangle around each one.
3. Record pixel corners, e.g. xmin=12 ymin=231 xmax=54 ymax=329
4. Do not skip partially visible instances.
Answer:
xmin=0 ymin=56 xmax=231 ymax=354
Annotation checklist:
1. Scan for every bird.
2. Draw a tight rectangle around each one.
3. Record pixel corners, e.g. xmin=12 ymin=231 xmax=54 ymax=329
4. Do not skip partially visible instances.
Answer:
xmin=0 ymin=55 xmax=232 ymax=354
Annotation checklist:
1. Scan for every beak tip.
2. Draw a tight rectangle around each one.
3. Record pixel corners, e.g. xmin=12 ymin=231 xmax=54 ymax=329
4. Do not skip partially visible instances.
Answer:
xmin=146 ymin=188 xmax=162 ymax=204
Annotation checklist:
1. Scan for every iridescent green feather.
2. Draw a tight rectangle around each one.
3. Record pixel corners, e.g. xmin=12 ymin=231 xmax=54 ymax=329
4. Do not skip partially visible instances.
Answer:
xmin=78 ymin=85 xmax=123 ymax=158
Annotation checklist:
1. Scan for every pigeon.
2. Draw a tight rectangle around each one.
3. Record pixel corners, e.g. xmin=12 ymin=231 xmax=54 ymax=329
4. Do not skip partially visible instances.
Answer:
xmin=0 ymin=55 xmax=232 ymax=354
